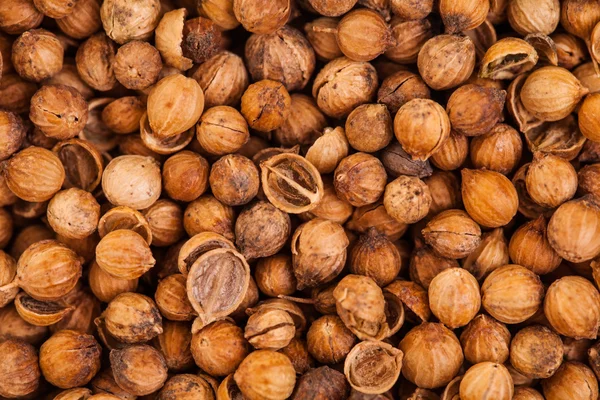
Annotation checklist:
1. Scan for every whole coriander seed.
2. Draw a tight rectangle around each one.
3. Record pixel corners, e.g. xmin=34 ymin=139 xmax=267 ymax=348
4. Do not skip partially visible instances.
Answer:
xmin=147 ymin=74 xmax=204 ymax=138
xmin=542 ymin=361 xmax=599 ymax=400
xmin=75 ymin=32 xmax=117 ymax=91
xmin=101 ymin=97 xmax=145 ymax=135
xmin=384 ymin=175 xmax=431 ymax=225
xmin=560 ymin=0 xmax=600 ymax=41
xmin=47 ymin=188 xmax=100 ymax=240
xmin=113 ymin=40 xmax=162 ymax=90
xmin=196 ymin=106 xmax=249 ymax=156
xmin=508 ymin=0 xmax=560 ymax=35
xmin=521 ymin=66 xmax=588 ymax=122
xmin=241 ymin=79 xmax=291 ymax=132
xmin=381 ymin=142 xmax=433 ymax=178
xmin=209 ymin=154 xmax=259 ymax=206
xmin=446 ymin=84 xmax=506 ymax=137
xmin=235 ymin=201 xmax=291 ymax=260
xmin=439 ymin=0 xmax=489 ymax=34
xmin=233 ymin=0 xmax=291 ymax=34
xmin=183 ymin=195 xmax=235 ymax=240
xmin=428 ymin=268 xmax=481 ymax=329
xmin=191 ymin=51 xmax=249 ymax=108
xmin=0 ymin=339 xmax=40 ymax=398
xmin=345 ymin=104 xmax=393 ymax=153
xmin=245 ymin=26 xmax=316 ymax=92
xmin=526 ymin=152 xmax=577 ymax=208
xmin=95 ymin=229 xmax=155 ymax=279
xmin=234 ymin=350 xmax=296 ymax=400
xmin=281 ymin=338 xmax=314 ymax=375
xmin=245 ymin=307 xmax=296 ymax=350
xmin=152 ymin=320 xmax=194 ymax=372
xmin=394 ymin=99 xmax=451 ymax=161
xmin=162 ymin=151 xmax=209 ymax=203
xmin=377 ymin=70 xmax=431 ymax=113
xmin=390 ymin=0 xmax=433 ymax=19
xmin=305 ymin=17 xmax=343 ymax=61
xmin=459 ymin=362 xmax=513 ymax=400
xmin=430 ymin=131 xmax=469 ymax=172
xmin=198 ymin=0 xmax=239 ymax=31
xmin=334 ymin=152 xmax=387 ymax=207
xmin=312 ymin=57 xmax=378 ymax=118
xmin=0 ymin=0 xmax=43 ymax=35
xmin=349 ymin=227 xmax=402 ymax=287
xmin=509 ymin=216 xmax=562 ymax=275
xmin=55 ymin=0 xmax=102 ymax=39
xmin=309 ymin=0 xmax=357 ymax=16
xmin=307 ymin=315 xmax=356 ymax=364
xmin=292 ymin=218 xmax=349 ymax=289
xmin=461 ymin=169 xmax=518 ymax=228
xmin=255 ymin=254 xmax=297 ymax=297
xmin=99 ymin=292 xmax=162 ymax=343
xmin=143 ymin=199 xmax=184 ymax=246
xmin=547 ymin=195 xmax=600 ymax=262
xmin=88 ymin=260 xmax=138 ymax=303
xmin=347 ymin=201 xmax=408 ymax=241
xmin=462 ymin=228 xmax=509 ymax=280
xmin=155 ymin=274 xmax=194 ymax=321
xmin=0 ymin=110 xmax=25 ymax=161
xmin=460 ymin=314 xmax=510 ymax=364
xmin=12 ymin=29 xmax=64 ymax=83
xmin=513 ymin=387 xmax=545 ymax=400
xmin=305 ymin=127 xmax=350 ymax=174
xmin=293 ymin=366 xmax=349 ymax=400
xmin=29 ymin=85 xmax=88 ymax=140
xmin=470 ymin=123 xmax=523 ymax=174
xmin=544 ymin=276 xmax=600 ymax=339
xmin=510 ymin=325 xmax=563 ymax=379
xmin=191 ymin=319 xmax=250 ymax=377
xmin=578 ymin=163 xmax=600 ymax=197
xmin=102 ymin=155 xmax=161 ymax=210
xmin=386 ymin=17 xmax=433 ymax=65
xmin=181 ymin=17 xmax=223 ymax=64
xmin=39 ymin=330 xmax=101 ymax=389
xmin=0 ymin=74 xmax=38 ymax=114
xmin=53 ymin=388 xmax=94 ymax=399
xmin=481 ymin=264 xmax=544 ymax=324
xmin=399 ymin=323 xmax=464 ymax=389
xmin=422 ymin=209 xmax=482 ymax=259
xmin=418 ymin=35 xmax=476 ymax=91
xmin=335 ymin=9 xmax=394 ymax=62
xmin=100 ymin=0 xmax=161 ymax=44
xmin=274 ymin=94 xmax=327 ymax=147
xmin=424 ymin=171 xmax=463 ymax=217
xmin=157 ymin=374 xmax=215 ymax=400
xmin=16 ymin=239 xmax=82 ymax=301
xmin=110 ymin=345 xmax=168 ymax=396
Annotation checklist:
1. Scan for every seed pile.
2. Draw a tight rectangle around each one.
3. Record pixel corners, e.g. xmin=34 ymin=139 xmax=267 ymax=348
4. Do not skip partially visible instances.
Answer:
xmin=1 ymin=0 xmax=600 ymax=399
